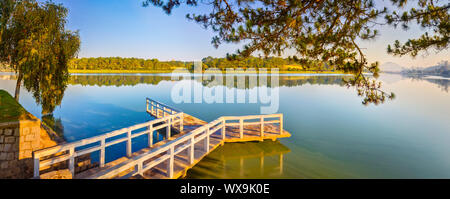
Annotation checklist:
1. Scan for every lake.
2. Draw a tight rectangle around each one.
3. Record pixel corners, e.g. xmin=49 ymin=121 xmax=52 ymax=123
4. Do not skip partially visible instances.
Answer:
xmin=1 ymin=72 xmax=450 ymax=178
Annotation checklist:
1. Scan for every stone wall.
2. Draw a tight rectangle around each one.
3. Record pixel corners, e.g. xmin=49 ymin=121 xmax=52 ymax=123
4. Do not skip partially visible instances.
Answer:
xmin=0 ymin=117 xmax=59 ymax=179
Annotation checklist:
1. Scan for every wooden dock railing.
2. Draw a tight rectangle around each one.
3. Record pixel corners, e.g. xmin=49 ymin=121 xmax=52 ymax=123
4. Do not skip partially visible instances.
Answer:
xmin=147 ymin=98 xmax=182 ymax=117
xmin=33 ymin=99 xmax=183 ymax=178
xmin=32 ymin=98 xmax=286 ymax=179
xmin=90 ymin=114 xmax=284 ymax=179
xmin=146 ymin=98 xmax=184 ymax=133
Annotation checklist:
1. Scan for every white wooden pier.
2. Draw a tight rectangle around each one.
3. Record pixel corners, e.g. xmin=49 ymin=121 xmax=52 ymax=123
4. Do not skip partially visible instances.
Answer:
xmin=32 ymin=98 xmax=290 ymax=179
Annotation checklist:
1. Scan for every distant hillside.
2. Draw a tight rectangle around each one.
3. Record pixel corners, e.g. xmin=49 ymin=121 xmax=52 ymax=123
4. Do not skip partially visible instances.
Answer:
xmin=379 ymin=62 xmax=405 ymax=73
xmin=402 ymin=61 xmax=450 ymax=77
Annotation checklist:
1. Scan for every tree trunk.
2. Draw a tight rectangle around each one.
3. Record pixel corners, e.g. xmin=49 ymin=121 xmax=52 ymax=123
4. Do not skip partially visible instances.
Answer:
xmin=14 ymin=72 xmax=23 ymax=101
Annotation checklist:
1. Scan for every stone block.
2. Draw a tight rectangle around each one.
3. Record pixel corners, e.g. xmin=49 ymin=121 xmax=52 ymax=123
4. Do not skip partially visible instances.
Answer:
xmin=21 ymin=142 xmax=31 ymax=150
xmin=0 ymin=152 xmax=7 ymax=160
xmin=32 ymin=126 xmax=40 ymax=134
xmin=23 ymin=149 xmax=32 ymax=158
xmin=7 ymin=152 xmax=15 ymax=160
xmin=31 ymin=141 xmax=40 ymax=149
xmin=10 ymin=143 xmax=19 ymax=152
xmin=23 ymin=127 xmax=30 ymax=135
xmin=4 ymin=129 xmax=13 ymax=136
xmin=3 ymin=144 xmax=11 ymax=151
xmin=5 ymin=136 xmax=15 ymax=144
xmin=25 ymin=134 xmax=34 ymax=142
xmin=0 ymin=161 xmax=8 ymax=169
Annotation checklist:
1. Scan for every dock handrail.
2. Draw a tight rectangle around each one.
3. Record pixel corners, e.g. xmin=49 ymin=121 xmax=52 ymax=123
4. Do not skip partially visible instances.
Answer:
xmin=146 ymin=98 xmax=183 ymax=118
xmin=90 ymin=113 xmax=284 ymax=179
xmin=33 ymin=99 xmax=184 ymax=178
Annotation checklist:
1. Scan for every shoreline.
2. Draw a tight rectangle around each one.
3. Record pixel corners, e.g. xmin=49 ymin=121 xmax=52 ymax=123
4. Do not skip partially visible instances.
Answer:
xmin=68 ymin=69 xmax=350 ymax=74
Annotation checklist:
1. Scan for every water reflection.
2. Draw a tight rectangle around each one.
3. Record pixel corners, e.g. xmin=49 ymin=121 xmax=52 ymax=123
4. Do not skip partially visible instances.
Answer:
xmin=425 ymin=78 xmax=450 ymax=92
xmin=67 ymin=74 xmax=348 ymax=88
xmin=41 ymin=114 xmax=65 ymax=138
xmin=184 ymin=140 xmax=290 ymax=179
xmin=2 ymin=73 xmax=449 ymax=93
xmin=0 ymin=72 xmax=68 ymax=115
xmin=401 ymin=74 xmax=450 ymax=93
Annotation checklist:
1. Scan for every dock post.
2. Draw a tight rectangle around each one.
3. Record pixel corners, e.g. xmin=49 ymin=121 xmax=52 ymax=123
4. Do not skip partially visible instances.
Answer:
xmin=167 ymin=146 xmax=174 ymax=178
xmin=151 ymin=101 xmax=154 ymax=115
xmin=138 ymin=161 xmax=143 ymax=176
xmin=188 ymin=137 xmax=194 ymax=164
xmin=69 ymin=147 xmax=75 ymax=176
xmin=33 ymin=153 xmax=40 ymax=178
xmin=206 ymin=128 xmax=210 ymax=152
xmin=167 ymin=117 xmax=171 ymax=139
xmin=127 ymin=129 xmax=132 ymax=157
xmin=148 ymin=125 xmax=153 ymax=147
xmin=100 ymin=139 xmax=105 ymax=167
xmin=239 ymin=119 xmax=244 ymax=139
xmin=180 ymin=114 xmax=184 ymax=132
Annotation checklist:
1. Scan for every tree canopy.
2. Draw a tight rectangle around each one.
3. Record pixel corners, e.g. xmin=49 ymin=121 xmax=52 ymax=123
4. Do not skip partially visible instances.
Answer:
xmin=144 ymin=0 xmax=449 ymax=105
xmin=68 ymin=56 xmax=338 ymax=72
xmin=386 ymin=0 xmax=449 ymax=57
xmin=0 ymin=0 xmax=80 ymax=114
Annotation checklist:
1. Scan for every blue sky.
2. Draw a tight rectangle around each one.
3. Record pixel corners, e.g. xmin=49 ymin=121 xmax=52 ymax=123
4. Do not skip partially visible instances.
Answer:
xmin=51 ymin=0 xmax=448 ymax=67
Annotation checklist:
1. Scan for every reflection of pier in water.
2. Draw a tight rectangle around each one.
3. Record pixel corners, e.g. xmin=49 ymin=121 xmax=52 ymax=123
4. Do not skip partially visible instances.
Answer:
xmin=402 ymin=74 xmax=450 ymax=93
xmin=186 ymin=141 xmax=290 ymax=179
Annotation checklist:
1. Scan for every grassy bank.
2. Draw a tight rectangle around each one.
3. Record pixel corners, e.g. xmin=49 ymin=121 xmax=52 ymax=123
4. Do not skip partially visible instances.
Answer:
xmin=0 ymin=90 xmax=34 ymax=123
xmin=69 ymin=69 xmax=349 ymax=74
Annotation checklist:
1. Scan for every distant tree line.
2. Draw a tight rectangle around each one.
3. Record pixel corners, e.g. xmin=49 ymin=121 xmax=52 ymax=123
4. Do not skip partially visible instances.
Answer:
xmin=402 ymin=60 xmax=450 ymax=77
xmin=68 ymin=56 xmax=340 ymax=71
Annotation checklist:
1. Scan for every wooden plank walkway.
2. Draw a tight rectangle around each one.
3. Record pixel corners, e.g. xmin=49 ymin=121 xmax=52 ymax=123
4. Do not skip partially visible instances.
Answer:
xmin=32 ymin=98 xmax=290 ymax=179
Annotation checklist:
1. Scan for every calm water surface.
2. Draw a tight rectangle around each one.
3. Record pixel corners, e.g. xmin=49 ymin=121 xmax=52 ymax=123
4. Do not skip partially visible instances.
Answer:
xmin=1 ymin=72 xmax=449 ymax=178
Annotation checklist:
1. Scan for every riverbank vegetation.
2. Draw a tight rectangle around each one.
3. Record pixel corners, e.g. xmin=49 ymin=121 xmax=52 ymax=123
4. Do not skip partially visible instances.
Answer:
xmin=0 ymin=90 xmax=33 ymax=123
xmin=67 ymin=56 xmax=344 ymax=73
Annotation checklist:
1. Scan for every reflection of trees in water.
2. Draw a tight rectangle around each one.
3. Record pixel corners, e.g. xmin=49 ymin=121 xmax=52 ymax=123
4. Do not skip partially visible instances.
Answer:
xmin=0 ymin=74 xmax=67 ymax=114
xmin=69 ymin=75 xmax=348 ymax=88
xmin=41 ymin=114 xmax=65 ymax=138
xmin=402 ymin=74 xmax=450 ymax=93
xmin=69 ymin=75 xmax=170 ymax=87
xmin=425 ymin=79 xmax=450 ymax=92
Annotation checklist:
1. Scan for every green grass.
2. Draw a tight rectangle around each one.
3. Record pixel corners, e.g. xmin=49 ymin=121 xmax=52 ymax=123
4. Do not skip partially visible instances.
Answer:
xmin=0 ymin=90 xmax=34 ymax=123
